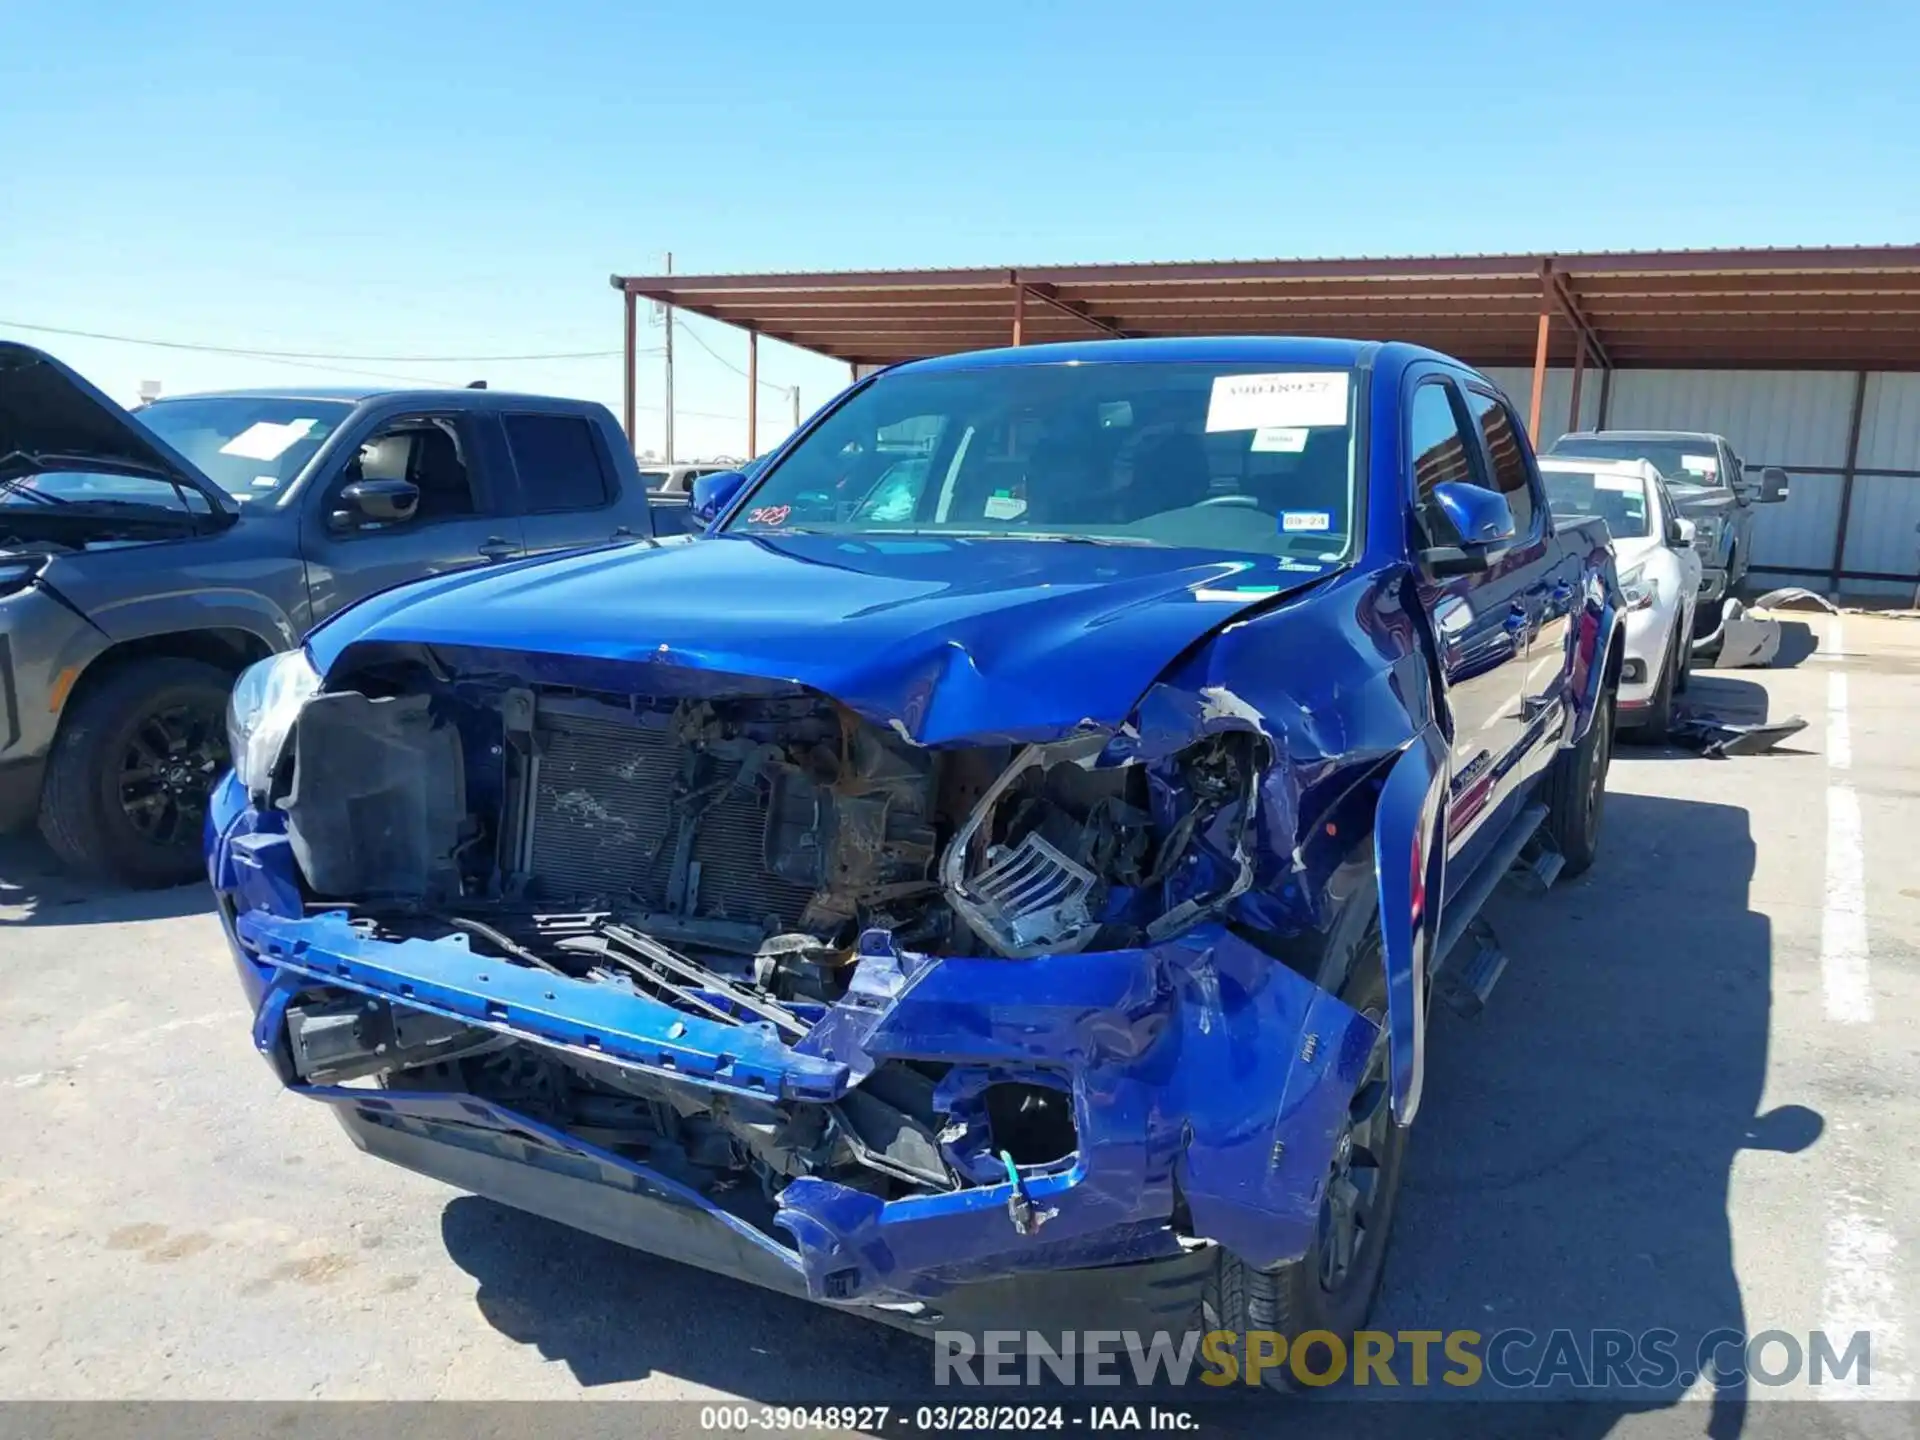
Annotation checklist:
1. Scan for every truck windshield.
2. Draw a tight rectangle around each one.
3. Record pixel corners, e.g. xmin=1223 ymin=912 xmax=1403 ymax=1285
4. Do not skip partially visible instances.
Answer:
xmin=1549 ymin=436 xmax=1723 ymax=487
xmin=135 ymin=397 xmax=352 ymax=503
xmin=723 ymin=361 xmax=1361 ymax=560
xmin=1541 ymin=468 xmax=1651 ymax=539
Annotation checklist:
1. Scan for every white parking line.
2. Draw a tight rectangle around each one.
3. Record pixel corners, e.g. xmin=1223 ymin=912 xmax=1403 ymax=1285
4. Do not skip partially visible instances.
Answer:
xmin=1821 ymin=618 xmax=1870 ymax=1025
xmin=1823 ymin=1160 xmax=1912 ymax=1399
xmin=1814 ymin=621 xmax=1906 ymax=1401
xmin=1823 ymin=784 xmax=1873 ymax=1025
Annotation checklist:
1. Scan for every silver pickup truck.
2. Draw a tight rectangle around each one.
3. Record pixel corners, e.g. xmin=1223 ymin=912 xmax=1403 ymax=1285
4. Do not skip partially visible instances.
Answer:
xmin=1547 ymin=430 xmax=1789 ymax=634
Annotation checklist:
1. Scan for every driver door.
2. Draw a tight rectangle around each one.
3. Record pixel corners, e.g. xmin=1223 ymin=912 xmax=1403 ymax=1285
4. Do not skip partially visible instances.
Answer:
xmin=1406 ymin=373 xmax=1533 ymax=855
xmin=298 ymin=411 xmax=525 ymax=627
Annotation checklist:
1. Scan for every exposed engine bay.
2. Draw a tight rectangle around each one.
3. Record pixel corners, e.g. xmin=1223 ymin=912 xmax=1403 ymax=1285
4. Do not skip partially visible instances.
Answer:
xmin=265 ymin=648 xmax=1265 ymax=1221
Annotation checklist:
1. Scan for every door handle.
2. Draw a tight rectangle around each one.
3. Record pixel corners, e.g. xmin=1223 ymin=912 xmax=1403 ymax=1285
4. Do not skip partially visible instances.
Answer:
xmin=478 ymin=537 xmax=516 ymax=562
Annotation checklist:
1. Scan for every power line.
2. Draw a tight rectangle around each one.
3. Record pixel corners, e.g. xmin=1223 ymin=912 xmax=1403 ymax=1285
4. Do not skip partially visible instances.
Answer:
xmin=0 ymin=317 xmax=657 ymax=364
xmin=230 ymin=355 xmax=474 ymax=387
xmin=678 ymin=315 xmax=793 ymax=393
xmin=0 ymin=313 xmax=753 ymax=421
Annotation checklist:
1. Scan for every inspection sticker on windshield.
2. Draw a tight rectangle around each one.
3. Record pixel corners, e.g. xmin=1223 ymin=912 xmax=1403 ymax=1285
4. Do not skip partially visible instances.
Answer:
xmin=1250 ymin=426 xmax=1309 ymax=453
xmin=1281 ymin=510 xmax=1332 ymax=533
xmin=220 ymin=418 xmax=317 ymax=462
xmin=1206 ymin=371 xmax=1348 ymax=433
xmin=1681 ymin=453 xmax=1718 ymax=475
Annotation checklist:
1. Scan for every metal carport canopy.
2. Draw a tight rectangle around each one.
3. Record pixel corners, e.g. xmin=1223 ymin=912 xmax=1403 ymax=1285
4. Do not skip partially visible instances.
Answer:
xmin=613 ymin=245 xmax=1920 ymax=441
xmin=614 ymin=245 xmax=1920 ymax=370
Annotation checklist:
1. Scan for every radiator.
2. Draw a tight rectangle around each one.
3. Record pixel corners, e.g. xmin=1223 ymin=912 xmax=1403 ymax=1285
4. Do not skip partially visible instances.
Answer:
xmin=523 ymin=709 xmax=816 ymax=929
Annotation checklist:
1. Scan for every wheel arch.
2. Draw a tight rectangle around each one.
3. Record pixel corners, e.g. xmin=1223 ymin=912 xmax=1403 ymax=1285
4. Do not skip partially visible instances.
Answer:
xmin=56 ymin=627 xmax=274 ymax=733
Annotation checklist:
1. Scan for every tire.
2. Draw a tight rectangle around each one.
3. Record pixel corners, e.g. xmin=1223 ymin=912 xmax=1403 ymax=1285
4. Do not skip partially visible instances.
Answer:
xmin=1692 ymin=593 xmax=1725 ymax=642
xmin=1206 ymin=944 xmax=1408 ymax=1393
xmin=1621 ymin=630 xmax=1676 ymax=743
xmin=38 ymin=656 xmax=234 ymax=888
xmin=1541 ymin=683 xmax=1613 ymax=878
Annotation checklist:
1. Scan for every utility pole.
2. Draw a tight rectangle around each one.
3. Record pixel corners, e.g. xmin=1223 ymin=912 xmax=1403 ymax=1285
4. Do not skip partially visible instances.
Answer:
xmin=662 ymin=251 xmax=675 ymax=464
xmin=746 ymin=330 xmax=758 ymax=458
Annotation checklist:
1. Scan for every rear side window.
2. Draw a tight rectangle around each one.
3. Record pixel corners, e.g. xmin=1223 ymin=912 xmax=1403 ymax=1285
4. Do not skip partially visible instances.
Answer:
xmin=1464 ymin=389 xmax=1536 ymax=536
xmin=503 ymin=414 xmax=613 ymax=513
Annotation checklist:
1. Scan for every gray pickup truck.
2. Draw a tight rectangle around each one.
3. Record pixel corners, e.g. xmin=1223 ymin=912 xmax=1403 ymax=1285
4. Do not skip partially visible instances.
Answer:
xmin=1546 ymin=429 xmax=1788 ymax=633
xmin=0 ymin=342 xmax=659 ymax=886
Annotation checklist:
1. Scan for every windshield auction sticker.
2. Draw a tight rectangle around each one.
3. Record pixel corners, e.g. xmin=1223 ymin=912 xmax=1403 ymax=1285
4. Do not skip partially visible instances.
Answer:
xmin=220 ymin=418 xmax=317 ymax=462
xmin=1206 ymin=371 xmax=1349 ymax=432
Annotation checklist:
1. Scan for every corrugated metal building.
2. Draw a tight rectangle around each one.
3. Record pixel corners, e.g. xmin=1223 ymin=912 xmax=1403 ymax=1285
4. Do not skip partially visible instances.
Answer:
xmin=1488 ymin=366 xmax=1920 ymax=597
xmin=613 ymin=247 xmax=1920 ymax=597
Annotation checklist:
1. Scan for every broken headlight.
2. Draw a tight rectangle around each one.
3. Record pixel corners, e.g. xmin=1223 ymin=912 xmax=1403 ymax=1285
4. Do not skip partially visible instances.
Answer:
xmin=226 ymin=649 xmax=321 ymax=801
xmin=940 ymin=730 xmax=1261 ymax=959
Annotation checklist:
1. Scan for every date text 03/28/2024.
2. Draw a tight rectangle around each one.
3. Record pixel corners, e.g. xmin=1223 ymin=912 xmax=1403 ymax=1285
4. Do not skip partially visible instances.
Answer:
xmin=698 ymin=1407 xmax=1197 ymax=1432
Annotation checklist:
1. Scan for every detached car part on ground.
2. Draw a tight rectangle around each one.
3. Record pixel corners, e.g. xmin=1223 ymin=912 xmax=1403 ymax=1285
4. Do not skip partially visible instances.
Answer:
xmin=0 ymin=342 xmax=661 ymax=886
xmin=208 ymin=338 xmax=1621 ymax=1380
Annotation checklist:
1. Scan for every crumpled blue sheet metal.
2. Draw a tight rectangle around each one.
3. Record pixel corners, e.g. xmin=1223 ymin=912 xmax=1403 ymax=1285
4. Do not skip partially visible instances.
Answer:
xmin=216 ymin=785 xmax=1374 ymax=1302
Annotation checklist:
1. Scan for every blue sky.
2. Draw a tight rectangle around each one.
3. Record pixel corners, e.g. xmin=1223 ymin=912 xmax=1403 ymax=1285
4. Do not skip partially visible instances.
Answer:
xmin=3 ymin=0 xmax=1915 ymax=458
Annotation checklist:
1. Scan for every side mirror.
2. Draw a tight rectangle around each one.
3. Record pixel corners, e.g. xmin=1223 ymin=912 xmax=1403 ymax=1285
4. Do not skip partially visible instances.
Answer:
xmin=330 ymin=477 xmax=419 ymax=530
xmin=1670 ymin=516 xmax=1697 ymax=548
xmin=1759 ymin=466 xmax=1790 ymax=504
xmin=691 ymin=469 xmax=748 ymax=525
xmin=1421 ymin=481 xmax=1516 ymax=576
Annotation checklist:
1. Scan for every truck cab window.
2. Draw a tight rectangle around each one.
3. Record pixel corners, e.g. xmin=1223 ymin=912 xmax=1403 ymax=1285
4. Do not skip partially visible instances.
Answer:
xmin=347 ymin=419 xmax=477 ymax=520
xmin=505 ymin=413 xmax=613 ymax=513
xmin=1408 ymin=379 xmax=1478 ymax=544
xmin=1464 ymin=389 xmax=1536 ymax=536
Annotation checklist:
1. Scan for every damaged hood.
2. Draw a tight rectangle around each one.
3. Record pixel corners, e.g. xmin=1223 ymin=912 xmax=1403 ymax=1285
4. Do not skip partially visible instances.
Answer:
xmin=0 ymin=342 xmax=233 ymax=512
xmin=312 ymin=532 xmax=1333 ymax=745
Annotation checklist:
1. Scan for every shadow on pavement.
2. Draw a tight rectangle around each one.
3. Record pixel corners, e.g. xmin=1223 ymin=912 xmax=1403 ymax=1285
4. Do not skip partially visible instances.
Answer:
xmin=438 ymin=789 xmax=1802 ymax=1438
xmin=1626 ymin=676 xmax=1820 ymax=764
xmin=439 ymin=1194 xmax=934 ymax=1396
xmin=0 ymin=831 xmax=213 ymax=926
xmin=1374 ymin=788 xmax=1810 ymax=1439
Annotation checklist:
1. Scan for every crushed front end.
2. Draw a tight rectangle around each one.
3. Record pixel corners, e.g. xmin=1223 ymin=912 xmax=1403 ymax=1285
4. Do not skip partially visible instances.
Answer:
xmin=208 ymin=640 xmax=1377 ymax=1335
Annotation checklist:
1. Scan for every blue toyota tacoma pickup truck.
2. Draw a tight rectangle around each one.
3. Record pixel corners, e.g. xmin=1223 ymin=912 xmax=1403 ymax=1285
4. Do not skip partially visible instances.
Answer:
xmin=207 ymin=337 xmax=1620 ymax=1374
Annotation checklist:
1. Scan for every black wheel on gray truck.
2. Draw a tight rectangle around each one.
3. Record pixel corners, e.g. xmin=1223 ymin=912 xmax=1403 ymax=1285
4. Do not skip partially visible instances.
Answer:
xmin=38 ymin=657 xmax=232 ymax=888
xmin=1542 ymin=683 xmax=1613 ymax=877
xmin=1206 ymin=939 xmax=1408 ymax=1391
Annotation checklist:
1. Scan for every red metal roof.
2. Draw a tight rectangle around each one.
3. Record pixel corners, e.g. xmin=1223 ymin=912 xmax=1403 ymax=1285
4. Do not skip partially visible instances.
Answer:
xmin=612 ymin=245 xmax=1920 ymax=370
